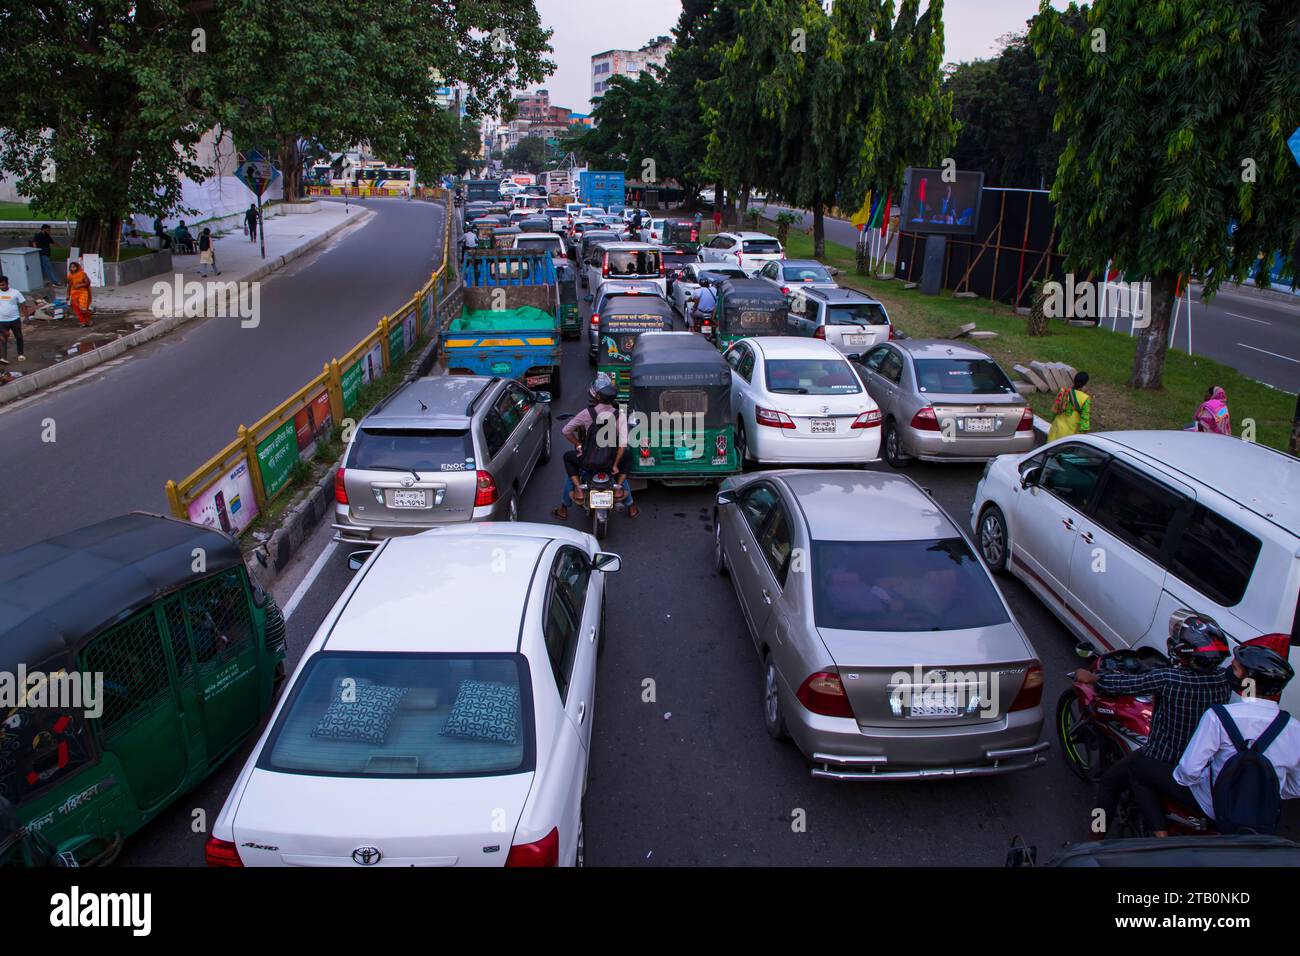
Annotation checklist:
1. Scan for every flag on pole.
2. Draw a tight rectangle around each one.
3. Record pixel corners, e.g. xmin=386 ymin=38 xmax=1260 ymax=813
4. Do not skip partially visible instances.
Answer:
xmin=866 ymin=193 xmax=886 ymax=232
xmin=879 ymin=189 xmax=892 ymax=236
xmin=851 ymin=191 xmax=873 ymax=232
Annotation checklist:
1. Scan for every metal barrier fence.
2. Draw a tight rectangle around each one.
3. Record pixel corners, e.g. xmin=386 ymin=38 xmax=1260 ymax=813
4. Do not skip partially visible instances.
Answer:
xmin=164 ymin=191 xmax=456 ymax=535
xmin=306 ymin=185 xmax=440 ymax=199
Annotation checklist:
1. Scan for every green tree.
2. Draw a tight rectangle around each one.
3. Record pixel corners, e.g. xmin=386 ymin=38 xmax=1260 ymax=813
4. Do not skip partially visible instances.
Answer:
xmin=1032 ymin=0 xmax=1300 ymax=389
xmin=504 ymin=136 xmax=550 ymax=174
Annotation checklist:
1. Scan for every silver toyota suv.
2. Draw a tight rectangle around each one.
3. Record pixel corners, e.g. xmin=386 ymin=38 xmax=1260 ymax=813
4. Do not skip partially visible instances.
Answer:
xmin=333 ymin=375 xmax=552 ymax=543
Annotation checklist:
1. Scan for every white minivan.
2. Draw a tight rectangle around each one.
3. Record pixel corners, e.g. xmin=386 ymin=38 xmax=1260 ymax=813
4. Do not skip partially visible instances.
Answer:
xmin=971 ymin=432 xmax=1300 ymax=711
xmin=583 ymin=241 xmax=666 ymax=302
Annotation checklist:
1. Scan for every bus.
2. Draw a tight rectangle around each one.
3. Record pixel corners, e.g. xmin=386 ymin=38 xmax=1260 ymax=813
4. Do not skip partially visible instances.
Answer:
xmin=331 ymin=161 xmax=418 ymax=191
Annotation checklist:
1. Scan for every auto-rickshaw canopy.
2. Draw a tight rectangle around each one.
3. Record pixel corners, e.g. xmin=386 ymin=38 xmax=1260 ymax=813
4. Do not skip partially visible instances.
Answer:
xmin=0 ymin=513 xmax=244 ymax=673
xmin=716 ymin=278 xmax=790 ymax=337
xmin=630 ymin=332 xmax=733 ymax=428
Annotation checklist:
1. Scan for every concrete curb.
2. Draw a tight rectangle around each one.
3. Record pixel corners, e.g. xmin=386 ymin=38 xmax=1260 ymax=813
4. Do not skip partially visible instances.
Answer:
xmin=0 ymin=208 xmax=374 ymax=406
xmin=265 ymin=464 xmax=338 ymax=573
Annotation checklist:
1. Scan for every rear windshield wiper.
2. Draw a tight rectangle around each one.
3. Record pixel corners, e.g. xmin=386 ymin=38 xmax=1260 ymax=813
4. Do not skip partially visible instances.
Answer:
xmin=771 ymin=387 xmax=809 ymax=394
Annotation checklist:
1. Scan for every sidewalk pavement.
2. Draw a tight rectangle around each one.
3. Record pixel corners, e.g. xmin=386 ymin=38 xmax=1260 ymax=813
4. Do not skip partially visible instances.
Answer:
xmin=0 ymin=201 xmax=373 ymax=403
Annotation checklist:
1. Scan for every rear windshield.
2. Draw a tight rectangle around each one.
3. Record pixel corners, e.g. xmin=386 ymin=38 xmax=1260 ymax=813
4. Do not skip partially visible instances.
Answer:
xmin=765 ymin=358 xmax=861 ymax=395
xmin=825 ymin=302 xmax=890 ymax=327
xmin=517 ymin=235 xmax=560 ymax=248
xmin=702 ymin=268 xmax=746 ymax=282
xmin=914 ymin=358 xmax=1015 ymax=394
xmin=606 ymin=250 xmax=661 ymax=276
xmin=259 ymin=653 xmax=534 ymax=778
xmin=784 ymin=264 xmax=832 ymax=282
xmin=544 ymin=209 xmax=566 ymax=219
xmin=350 ymin=428 xmax=474 ymax=473
xmin=812 ymin=539 xmax=1009 ymax=632
xmin=743 ymin=239 xmax=783 ymax=254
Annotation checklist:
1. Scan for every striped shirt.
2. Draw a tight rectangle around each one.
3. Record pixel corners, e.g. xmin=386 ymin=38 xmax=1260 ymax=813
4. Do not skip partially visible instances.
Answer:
xmin=1096 ymin=667 xmax=1231 ymax=764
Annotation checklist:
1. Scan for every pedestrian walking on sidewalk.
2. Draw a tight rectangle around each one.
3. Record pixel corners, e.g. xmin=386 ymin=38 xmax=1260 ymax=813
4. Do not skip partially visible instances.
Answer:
xmin=0 ymin=274 xmax=34 ymax=363
xmin=66 ymin=261 xmax=93 ymax=327
xmin=1048 ymin=371 xmax=1092 ymax=441
xmin=244 ymin=204 xmax=259 ymax=242
xmin=197 ymin=228 xmax=221 ymax=276
xmin=30 ymin=224 xmax=59 ymax=286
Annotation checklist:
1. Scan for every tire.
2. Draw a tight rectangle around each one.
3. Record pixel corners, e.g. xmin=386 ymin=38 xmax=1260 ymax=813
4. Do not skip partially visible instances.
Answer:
xmin=883 ymin=419 xmax=913 ymax=469
xmin=539 ymin=423 xmax=552 ymax=464
xmin=507 ymin=495 xmax=519 ymax=522
xmin=1056 ymin=689 xmax=1122 ymax=783
xmin=763 ymin=653 xmax=790 ymax=741
xmin=575 ymin=806 xmax=586 ymax=867
xmin=592 ymin=508 xmax=608 ymax=541
xmin=977 ymin=505 xmax=1009 ymax=574
xmin=713 ymin=512 xmax=729 ymax=576
xmin=587 ymin=349 xmax=597 ymax=367
xmin=736 ymin=418 xmax=756 ymax=471
xmin=549 ymin=372 xmax=562 ymax=402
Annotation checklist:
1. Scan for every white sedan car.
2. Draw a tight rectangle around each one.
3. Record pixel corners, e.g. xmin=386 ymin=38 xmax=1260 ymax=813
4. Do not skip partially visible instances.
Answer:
xmin=724 ymin=337 xmax=882 ymax=465
xmin=205 ymin=523 xmax=621 ymax=868
xmin=671 ymin=262 xmax=747 ymax=317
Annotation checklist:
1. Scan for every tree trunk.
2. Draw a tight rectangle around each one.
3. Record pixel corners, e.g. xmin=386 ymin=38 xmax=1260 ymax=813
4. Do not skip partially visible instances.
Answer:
xmin=812 ymin=205 xmax=825 ymax=259
xmin=713 ymin=180 xmax=723 ymax=221
xmin=777 ymin=220 xmax=790 ymax=245
xmin=1027 ymin=285 xmax=1049 ymax=337
xmin=73 ymin=216 xmax=121 ymax=259
xmin=739 ymin=183 xmax=752 ymax=229
xmin=1128 ymin=271 xmax=1178 ymax=389
xmin=277 ymin=136 xmax=304 ymax=200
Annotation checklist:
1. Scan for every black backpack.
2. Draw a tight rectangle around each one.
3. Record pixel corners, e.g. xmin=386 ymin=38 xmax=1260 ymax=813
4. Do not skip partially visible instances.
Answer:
xmin=579 ymin=404 xmax=619 ymax=473
xmin=1209 ymin=705 xmax=1292 ymax=835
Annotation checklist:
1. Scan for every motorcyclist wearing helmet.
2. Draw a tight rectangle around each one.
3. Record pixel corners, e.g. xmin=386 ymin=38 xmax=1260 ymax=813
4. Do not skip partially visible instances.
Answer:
xmin=1170 ymin=643 xmax=1300 ymax=835
xmin=688 ymin=274 xmax=716 ymax=334
xmin=551 ymin=375 xmax=639 ymax=520
xmin=1074 ymin=613 xmax=1231 ymax=837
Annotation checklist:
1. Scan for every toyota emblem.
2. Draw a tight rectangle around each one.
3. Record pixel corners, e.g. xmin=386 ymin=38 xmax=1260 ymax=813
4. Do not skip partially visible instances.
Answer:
xmin=400 ymin=475 xmax=416 ymax=488
xmin=352 ymin=846 xmax=382 ymax=866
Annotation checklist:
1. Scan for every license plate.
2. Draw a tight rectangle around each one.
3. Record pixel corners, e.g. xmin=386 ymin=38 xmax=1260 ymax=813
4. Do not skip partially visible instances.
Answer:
xmin=810 ymin=419 xmax=836 ymax=433
xmin=525 ymin=374 xmax=550 ymax=386
xmin=909 ymin=696 xmax=960 ymax=718
xmin=963 ymin=417 xmax=996 ymax=433
xmin=674 ymin=446 xmax=698 ymax=461
xmin=389 ymin=490 xmax=429 ymax=509
xmin=844 ymin=334 xmax=869 ymax=346
xmin=589 ymin=490 xmax=615 ymax=508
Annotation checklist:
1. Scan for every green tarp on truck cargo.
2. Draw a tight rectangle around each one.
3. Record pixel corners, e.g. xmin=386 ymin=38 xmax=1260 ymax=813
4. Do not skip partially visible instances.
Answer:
xmin=451 ymin=307 xmax=557 ymax=331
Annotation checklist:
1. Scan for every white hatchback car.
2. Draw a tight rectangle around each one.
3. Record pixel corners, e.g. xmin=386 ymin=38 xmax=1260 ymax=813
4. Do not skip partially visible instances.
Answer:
xmin=700 ymin=231 xmax=785 ymax=276
xmin=206 ymin=524 xmax=621 ymax=868
xmin=724 ymin=337 xmax=882 ymax=465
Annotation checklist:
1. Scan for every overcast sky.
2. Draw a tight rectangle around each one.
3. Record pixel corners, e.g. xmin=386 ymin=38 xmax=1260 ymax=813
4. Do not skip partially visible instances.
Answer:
xmin=531 ymin=0 xmax=1070 ymax=113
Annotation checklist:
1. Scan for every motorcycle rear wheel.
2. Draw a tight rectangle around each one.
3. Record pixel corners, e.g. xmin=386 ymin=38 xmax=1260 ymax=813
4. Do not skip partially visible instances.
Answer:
xmin=1056 ymin=689 xmax=1119 ymax=782
xmin=592 ymin=508 xmax=609 ymax=541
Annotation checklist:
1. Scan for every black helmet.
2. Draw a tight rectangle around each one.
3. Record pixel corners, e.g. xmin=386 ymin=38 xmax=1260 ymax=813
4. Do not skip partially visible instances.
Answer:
xmin=588 ymin=373 xmax=617 ymax=404
xmin=1233 ymin=645 xmax=1294 ymax=699
xmin=1167 ymin=614 xmax=1230 ymax=673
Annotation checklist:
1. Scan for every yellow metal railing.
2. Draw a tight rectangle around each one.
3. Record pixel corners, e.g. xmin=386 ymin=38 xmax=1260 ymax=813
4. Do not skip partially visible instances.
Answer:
xmin=166 ymin=191 xmax=456 ymax=533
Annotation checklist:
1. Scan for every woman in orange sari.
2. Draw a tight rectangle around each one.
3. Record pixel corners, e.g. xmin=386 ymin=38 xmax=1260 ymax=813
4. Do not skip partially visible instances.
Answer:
xmin=67 ymin=261 xmax=92 ymax=327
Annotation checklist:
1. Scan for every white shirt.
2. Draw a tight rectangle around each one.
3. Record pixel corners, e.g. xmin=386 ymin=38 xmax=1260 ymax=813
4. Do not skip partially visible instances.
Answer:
xmin=462 ymin=231 xmax=478 ymax=248
xmin=0 ymin=288 xmax=25 ymax=323
xmin=1173 ymin=698 xmax=1300 ymax=819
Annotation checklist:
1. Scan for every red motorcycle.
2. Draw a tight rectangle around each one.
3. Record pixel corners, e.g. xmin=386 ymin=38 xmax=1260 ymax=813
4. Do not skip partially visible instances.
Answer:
xmin=1056 ymin=644 xmax=1215 ymax=837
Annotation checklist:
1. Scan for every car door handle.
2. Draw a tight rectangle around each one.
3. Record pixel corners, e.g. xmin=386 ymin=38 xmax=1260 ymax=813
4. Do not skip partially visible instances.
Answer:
xmin=1080 ymin=531 xmax=1094 ymax=544
xmin=513 ymin=444 xmax=521 ymax=453
xmin=588 ymin=625 xmax=596 ymax=643
xmin=739 ymin=541 xmax=748 ymax=552
xmin=1062 ymin=518 xmax=1074 ymax=530
xmin=762 ymin=589 xmax=772 ymax=605
xmin=577 ymin=702 xmax=587 ymax=724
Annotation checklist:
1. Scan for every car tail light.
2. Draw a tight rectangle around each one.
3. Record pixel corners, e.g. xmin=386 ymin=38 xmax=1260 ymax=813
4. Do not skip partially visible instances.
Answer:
xmin=911 ymin=407 xmax=940 ymax=431
xmin=736 ymin=251 xmax=743 ymax=268
xmin=334 ymin=468 xmax=349 ymax=504
xmin=796 ymin=671 xmax=856 ymax=719
xmin=813 ymin=325 xmax=826 ymax=339
xmin=888 ymin=325 xmax=895 ymax=340
xmin=1010 ymin=664 xmax=1044 ymax=712
xmin=755 ymin=406 xmax=795 ymax=429
xmin=204 ymin=836 xmax=244 ymax=867
xmin=601 ymin=255 xmax=609 ymax=277
xmin=651 ymin=231 xmax=658 ymax=239
xmin=659 ymin=258 xmax=665 ymax=276
xmin=852 ymin=409 xmax=882 ymax=429
xmin=1016 ymin=407 xmax=1034 ymax=432
xmin=780 ymin=286 xmax=790 ymax=295
xmin=505 ymin=827 xmax=560 ymax=867
xmin=474 ymin=470 xmax=499 ymax=507
xmin=590 ymin=313 xmax=599 ymax=326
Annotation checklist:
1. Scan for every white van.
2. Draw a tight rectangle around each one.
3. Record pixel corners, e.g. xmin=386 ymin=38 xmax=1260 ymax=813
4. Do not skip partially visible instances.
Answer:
xmin=971 ymin=432 xmax=1300 ymax=711
xmin=583 ymin=241 xmax=666 ymax=302
xmin=511 ymin=231 xmax=567 ymax=262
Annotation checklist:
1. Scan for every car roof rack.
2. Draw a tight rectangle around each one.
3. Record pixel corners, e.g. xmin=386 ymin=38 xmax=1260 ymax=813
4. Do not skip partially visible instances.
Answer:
xmin=466 ymin=377 xmax=500 ymax=416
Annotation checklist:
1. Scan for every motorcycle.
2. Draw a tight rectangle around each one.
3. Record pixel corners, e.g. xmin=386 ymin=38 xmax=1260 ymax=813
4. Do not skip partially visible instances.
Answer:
xmin=1056 ymin=643 xmax=1216 ymax=838
xmin=577 ymin=470 xmax=622 ymax=541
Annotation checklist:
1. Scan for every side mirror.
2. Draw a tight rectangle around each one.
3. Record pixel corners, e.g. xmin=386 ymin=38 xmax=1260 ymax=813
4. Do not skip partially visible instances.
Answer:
xmin=535 ymin=391 xmax=552 ymax=404
xmin=584 ymin=294 xmax=593 ymax=303
xmin=347 ymin=549 xmax=376 ymax=571
xmin=716 ymin=490 xmax=736 ymax=506
xmin=1020 ymin=466 xmax=1041 ymax=490
xmin=593 ymin=552 xmax=622 ymax=573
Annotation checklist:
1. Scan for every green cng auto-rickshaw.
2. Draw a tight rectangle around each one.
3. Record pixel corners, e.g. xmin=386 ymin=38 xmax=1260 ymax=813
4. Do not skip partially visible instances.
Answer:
xmin=712 ymin=278 xmax=791 ymax=349
xmin=473 ymin=215 xmax=508 ymax=243
xmin=491 ymin=225 xmax=523 ymax=250
xmin=596 ymin=297 xmax=675 ymax=401
xmin=0 ymin=513 xmax=286 ymax=867
xmin=557 ymin=262 xmax=582 ymax=340
xmin=665 ymin=219 xmax=701 ymax=254
xmin=627 ymin=332 xmax=739 ymax=485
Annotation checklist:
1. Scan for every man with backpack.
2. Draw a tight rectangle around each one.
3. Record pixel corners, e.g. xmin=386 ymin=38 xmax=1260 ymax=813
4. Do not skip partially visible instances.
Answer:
xmin=551 ymin=374 xmax=639 ymax=520
xmin=1168 ymin=645 xmax=1300 ymax=836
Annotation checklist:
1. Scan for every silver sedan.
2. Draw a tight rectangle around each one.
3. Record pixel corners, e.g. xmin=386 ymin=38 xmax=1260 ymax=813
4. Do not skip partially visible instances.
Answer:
xmin=713 ymin=470 xmax=1047 ymax=780
xmin=853 ymin=340 xmax=1036 ymax=467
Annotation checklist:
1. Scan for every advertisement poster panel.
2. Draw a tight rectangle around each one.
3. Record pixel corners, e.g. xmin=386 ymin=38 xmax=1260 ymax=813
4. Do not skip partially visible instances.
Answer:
xmin=294 ymin=390 xmax=334 ymax=458
xmin=187 ymin=459 xmax=259 ymax=536
xmin=257 ymin=420 xmax=297 ymax=499
xmin=389 ymin=320 xmax=407 ymax=364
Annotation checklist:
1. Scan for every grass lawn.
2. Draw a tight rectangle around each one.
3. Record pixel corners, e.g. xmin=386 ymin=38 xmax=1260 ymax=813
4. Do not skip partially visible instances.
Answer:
xmin=775 ymin=227 xmax=1296 ymax=452
xmin=49 ymin=245 xmax=156 ymax=263
xmin=0 ymin=201 xmax=48 ymax=220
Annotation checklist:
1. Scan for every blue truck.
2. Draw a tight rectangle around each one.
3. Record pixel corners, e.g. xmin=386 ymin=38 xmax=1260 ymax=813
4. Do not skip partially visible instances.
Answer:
xmin=442 ymin=249 xmax=564 ymax=399
xmin=464 ymin=179 xmax=501 ymax=203
xmin=577 ymin=170 xmax=626 ymax=211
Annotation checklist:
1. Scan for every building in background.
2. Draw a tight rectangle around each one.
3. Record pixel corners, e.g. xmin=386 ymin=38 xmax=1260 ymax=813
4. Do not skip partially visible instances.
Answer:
xmin=591 ymin=36 xmax=673 ymax=101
